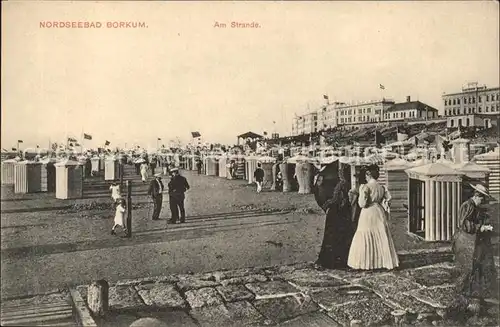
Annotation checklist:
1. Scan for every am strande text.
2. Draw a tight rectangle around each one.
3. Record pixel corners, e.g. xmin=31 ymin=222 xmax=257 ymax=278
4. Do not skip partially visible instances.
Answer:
xmin=39 ymin=21 xmax=148 ymax=29
xmin=213 ymin=21 xmax=261 ymax=28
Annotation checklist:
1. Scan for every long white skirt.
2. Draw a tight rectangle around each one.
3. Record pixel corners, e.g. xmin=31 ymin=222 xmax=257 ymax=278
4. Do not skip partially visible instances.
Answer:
xmin=141 ymin=169 xmax=148 ymax=181
xmin=347 ymin=204 xmax=399 ymax=270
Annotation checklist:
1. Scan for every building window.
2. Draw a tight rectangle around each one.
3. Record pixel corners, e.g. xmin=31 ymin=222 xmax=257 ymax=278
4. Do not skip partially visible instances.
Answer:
xmin=478 ymin=107 xmax=482 ymax=113
xmin=453 ymin=109 xmax=456 ymax=115
xmin=466 ymin=118 xmax=470 ymax=126
xmin=472 ymin=97 xmax=476 ymax=103
xmin=367 ymin=108 xmax=371 ymax=113
xmin=451 ymin=120 xmax=454 ymax=127
xmin=457 ymin=99 xmax=460 ymax=105
xmin=452 ymin=99 xmax=456 ymax=105
xmin=458 ymin=118 xmax=462 ymax=126
xmin=487 ymin=95 xmax=490 ymax=101
xmin=486 ymin=106 xmax=489 ymax=112
xmin=479 ymin=96 xmax=482 ymax=103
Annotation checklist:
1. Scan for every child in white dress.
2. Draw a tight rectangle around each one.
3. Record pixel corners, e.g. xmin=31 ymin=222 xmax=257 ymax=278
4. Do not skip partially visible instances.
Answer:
xmin=111 ymin=199 xmax=127 ymax=235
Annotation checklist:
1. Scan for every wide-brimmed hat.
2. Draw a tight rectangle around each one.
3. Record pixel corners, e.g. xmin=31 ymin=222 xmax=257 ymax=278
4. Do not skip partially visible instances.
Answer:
xmin=154 ymin=173 xmax=162 ymax=178
xmin=470 ymin=184 xmax=491 ymax=198
xmin=170 ymin=167 xmax=179 ymax=173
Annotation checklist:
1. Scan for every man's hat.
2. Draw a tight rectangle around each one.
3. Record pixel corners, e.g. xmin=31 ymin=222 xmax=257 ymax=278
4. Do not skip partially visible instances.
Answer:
xmin=170 ymin=167 xmax=179 ymax=173
xmin=470 ymin=184 xmax=491 ymax=198
xmin=154 ymin=173 xmax=162 ymax=177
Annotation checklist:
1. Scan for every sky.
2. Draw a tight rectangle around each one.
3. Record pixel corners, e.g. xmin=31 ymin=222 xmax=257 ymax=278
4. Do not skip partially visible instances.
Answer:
xmin=1 ymin=1 xmax=499 ymax=150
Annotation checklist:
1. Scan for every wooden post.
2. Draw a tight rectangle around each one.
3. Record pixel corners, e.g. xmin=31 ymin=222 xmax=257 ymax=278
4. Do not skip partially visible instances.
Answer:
xmin=119 ymin=162 xmax=124 ymax=189
xmin=87 ymin=280 xmax=109 ymax=317
xmin=126 ymin=180 xmax=132 ymax=237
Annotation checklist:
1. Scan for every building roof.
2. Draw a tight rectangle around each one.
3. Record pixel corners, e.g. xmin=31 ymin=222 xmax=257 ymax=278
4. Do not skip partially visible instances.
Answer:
xmin=385 ymin=101 xmax=438 ymax=113
xmin=442 ymin=86 xmax=499 ymax=97
xmin=405 ymin=162 xmax=461 ymax=176
xmin=237 ymin=131 xmax=263 ymax=139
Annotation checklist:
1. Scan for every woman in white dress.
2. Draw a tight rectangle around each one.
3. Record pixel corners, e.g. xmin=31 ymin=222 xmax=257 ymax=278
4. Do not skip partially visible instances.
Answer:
xmin=140 ymin=162 xmax=149 ymax=183
xmin=347 ymin=164 xmax=399 ymax=270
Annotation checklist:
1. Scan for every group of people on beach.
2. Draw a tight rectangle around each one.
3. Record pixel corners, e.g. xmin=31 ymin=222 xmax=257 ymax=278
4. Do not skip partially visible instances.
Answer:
xmin=314 ymin=161 xmax=497 ymax=317
xmin=109 ymin=162 xmax=190 ymax=236
xmin=314 ymin=163 xmax=399 ymax=271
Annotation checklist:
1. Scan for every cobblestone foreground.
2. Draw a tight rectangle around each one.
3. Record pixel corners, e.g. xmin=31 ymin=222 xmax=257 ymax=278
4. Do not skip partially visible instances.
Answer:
xmin=73 ymin=258 xmax=500 ymax=327
xmin=4 ymin=255 xmax=496 ymax=327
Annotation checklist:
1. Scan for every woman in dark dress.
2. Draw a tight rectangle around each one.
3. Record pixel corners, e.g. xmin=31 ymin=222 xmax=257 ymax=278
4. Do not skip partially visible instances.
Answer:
xmin=314 ymin=163 xmax=354 ymax=269
xmin=449 ymin=184 xmax=497 ymax=316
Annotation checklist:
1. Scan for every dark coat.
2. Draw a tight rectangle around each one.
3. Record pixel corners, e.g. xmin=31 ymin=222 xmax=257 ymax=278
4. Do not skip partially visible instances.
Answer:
xmin=452 ymin=199 xmax=497 ymax=299
xmin=254 ymin=168 xmax=264 ymax=182
xmin=148 ymin=178 xmax=164 ymax=198
xmin=168 ymin=175 xmax=190 ymax=199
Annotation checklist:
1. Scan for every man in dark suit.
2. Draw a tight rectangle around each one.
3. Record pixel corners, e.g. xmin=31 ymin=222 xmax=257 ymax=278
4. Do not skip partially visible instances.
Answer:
xmin=148 ymin=173 xmax=164 ymax=220
xmin=167 ymin=168 xmax=190 ymax=224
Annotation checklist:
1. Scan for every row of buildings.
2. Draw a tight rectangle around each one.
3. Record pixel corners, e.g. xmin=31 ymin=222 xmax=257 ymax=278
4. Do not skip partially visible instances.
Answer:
xmin=291 ymin=82 xmax=500 ymax=136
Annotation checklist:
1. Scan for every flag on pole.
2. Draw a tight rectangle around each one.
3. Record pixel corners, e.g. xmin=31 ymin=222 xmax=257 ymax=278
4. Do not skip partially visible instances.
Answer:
xmin=379 ymin=84 xmax=385 ymax=90
xmin=68 ymin=137 xmax=77 ymax=142
xmin=157 ymin=138 xmax=161 ymax=141
xmin=36 ymin=145 xmax=39 ymax=148
xmin=323 ymin=95 xmax=329 ymax=100
xmin=18 ymin=140 xmax=23 ymax=143
xmin=191 ymin=131 xmax=201 ymax=138
xmin=75 ymin=143 xmax=80 ymax=147
xmin=83 ymin=133 xmax=92 ymax=140
xmin=11 ymin=147 xmax=17 ymax=151
xmin=105 ymin=140 xmax=110 ymax=146
xmin=263 ymin=131 xmax=268 ymax=136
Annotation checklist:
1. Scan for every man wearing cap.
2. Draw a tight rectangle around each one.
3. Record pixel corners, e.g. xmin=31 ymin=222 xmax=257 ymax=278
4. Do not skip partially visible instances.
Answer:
xmin=167 ymin=168 xmax=190 ymax=224
xmin=148 ymin=173 xmax=165 ymax=220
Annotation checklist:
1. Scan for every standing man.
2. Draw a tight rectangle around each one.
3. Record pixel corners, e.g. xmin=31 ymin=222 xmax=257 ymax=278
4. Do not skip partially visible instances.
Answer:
xmin=150 ymin=156 xmax=157 ymax=176
xmin=254 ymin=163 xmax=265 ymax=193
xmin=196 ymin=157 xmax=203 ymax=175
xmin=167 ymin=168 xmax=190 ymax=224
xmin=148 ymin=173 xmax=164 ymax=220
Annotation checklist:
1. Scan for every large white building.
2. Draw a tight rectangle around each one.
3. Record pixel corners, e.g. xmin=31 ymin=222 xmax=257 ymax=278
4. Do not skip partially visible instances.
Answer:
xmin=291 ymin=98 xmax=395 ymax=135
xmin=292 ymin=111 xmax=319 ymax=136
xmin=384 ymin=96 xmax=438 ymax=121
xmin=442 ymin=82 xmax=500 ymax=117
